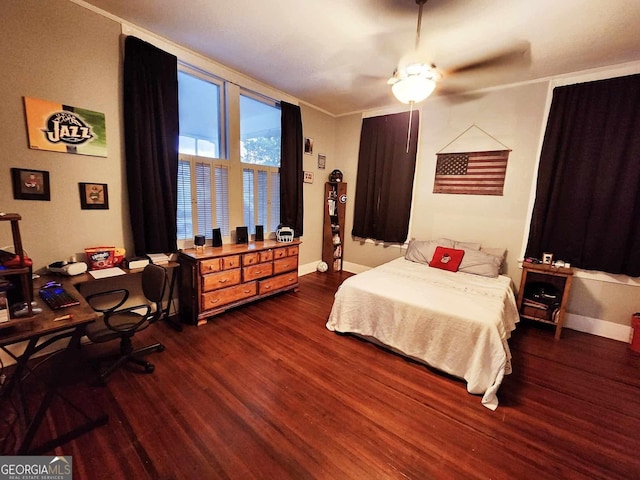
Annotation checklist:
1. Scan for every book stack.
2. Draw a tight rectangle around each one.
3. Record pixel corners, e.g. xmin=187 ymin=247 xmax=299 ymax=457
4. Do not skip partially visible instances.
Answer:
xmin=522 ymin=297 xmax=560 ymax=323
xmin=147 ymin=253 xmax=170 ymax=265
xmin=522 ymin=298 xmax=549 ymax=309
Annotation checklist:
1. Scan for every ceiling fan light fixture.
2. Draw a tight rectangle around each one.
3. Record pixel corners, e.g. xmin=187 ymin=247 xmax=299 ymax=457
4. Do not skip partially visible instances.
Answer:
xmin=389 ymin=0 xmax=437 ymax=105
xmin=391 ymin=69 xmax=437 ymax=104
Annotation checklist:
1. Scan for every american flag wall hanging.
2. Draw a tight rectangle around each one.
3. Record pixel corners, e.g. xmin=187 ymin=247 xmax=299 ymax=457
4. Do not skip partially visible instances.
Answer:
xmin=433 ymin=150 xmax=510 ymax=196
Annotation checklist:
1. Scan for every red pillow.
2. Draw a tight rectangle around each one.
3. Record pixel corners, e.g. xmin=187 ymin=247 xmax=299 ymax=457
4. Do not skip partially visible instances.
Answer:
xmin=429 ymin=246 xmax=465 ymax=272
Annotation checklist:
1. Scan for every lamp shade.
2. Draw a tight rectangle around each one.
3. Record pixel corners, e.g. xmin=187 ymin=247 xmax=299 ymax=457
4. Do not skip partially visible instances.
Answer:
xmin=392 ymin=75 xmax=436 ymax=104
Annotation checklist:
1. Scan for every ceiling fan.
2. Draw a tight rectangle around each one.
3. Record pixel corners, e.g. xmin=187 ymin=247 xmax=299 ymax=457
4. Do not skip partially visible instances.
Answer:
xmin=387 ymin=0 xmax=440 ymax=104
xmin=386 ymin=0 xmax=530 ymax=104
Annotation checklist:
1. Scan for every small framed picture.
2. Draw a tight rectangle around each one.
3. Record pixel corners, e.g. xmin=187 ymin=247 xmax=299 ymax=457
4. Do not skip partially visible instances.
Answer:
xmin=303 ymin=171 xmax=314 ymax=184
xmin=542 ymin=252 xmax=554 ymax=264
xmin=11 ymin=168 xmax=50 ymax=201
xmin=79 ymin=182 xmax=109 ymax=210
xmin=317 ymin=153 xmax=326 ymax=170
xmin=304 ymin=137 xmax=313 ymax=155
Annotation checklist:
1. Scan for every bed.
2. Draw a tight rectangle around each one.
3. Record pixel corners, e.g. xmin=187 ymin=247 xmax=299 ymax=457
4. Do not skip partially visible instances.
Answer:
xmin=326 ymin=239 xmax=520 ymax=410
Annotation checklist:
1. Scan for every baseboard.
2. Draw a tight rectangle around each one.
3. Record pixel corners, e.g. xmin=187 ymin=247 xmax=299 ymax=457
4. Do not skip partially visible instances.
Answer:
xmin=299 ymin=262 xmax=319 ymax=276
xmin=299 ymin=261 xmax=370 ymax=276
xmin=564 ymin=313 xmax=631 ymax=343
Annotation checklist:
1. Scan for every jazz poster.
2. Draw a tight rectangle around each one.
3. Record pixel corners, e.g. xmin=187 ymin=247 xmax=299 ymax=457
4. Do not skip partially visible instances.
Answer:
xmin=24 ymin=96 xmax=107 ymax=157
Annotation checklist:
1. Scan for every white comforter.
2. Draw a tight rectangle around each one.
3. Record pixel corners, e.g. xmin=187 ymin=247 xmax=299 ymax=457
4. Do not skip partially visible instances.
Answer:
xmin=326 ymin=257 xmax=519 ymax=410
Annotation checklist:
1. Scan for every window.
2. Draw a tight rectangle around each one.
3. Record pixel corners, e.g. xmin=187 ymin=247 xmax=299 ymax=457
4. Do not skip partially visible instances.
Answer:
xmin=177 ymin=69 xmax=281 ymax=246
xmin=240 ymin=93 xmax=281 ymax=233
xmin=178 ymin=71 xmax=222 ymax=158
xmin=177 ymin=156 xmax=229 ymax=240
xmin=525 ymin=74 xmax=640 ymax=276
xmin=177 ymin=69 xmax=227 ymax=243
xmin=352 ymin=112 xmax=419 ymax=243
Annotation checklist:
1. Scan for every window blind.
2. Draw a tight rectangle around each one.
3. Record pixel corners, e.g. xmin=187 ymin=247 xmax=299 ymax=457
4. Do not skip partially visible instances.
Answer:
xmin=195 ymin=162 xmax=212 ymax=237
xmin=177 ymin=159 xmax=192 ymax=240
xmin=214 ymin=165 xmax=229 ymax=237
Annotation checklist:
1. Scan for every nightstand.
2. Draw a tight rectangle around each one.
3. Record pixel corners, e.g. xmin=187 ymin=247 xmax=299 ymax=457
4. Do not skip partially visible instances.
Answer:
xmin=516 ymin=262 xmax=574 ymax=340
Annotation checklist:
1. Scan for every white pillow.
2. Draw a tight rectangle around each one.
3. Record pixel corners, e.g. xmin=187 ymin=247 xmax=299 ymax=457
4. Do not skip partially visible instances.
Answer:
xmin=481 ymin=247 xmax=507 ymax=273
xmin=454 ymin=241 xmax=482 ymax=251
xmin=458 ymin=249 xmax=502 ymax=277
xmin=435 ymin=238 xmax=456 ymax=248
xmin=405 ymin=240 xmax=438 ymax=265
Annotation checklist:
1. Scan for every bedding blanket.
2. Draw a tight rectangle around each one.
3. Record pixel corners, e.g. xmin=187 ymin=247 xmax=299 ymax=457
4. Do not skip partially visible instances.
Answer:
xmin=326 ymin=257 xmax=519 ymax=410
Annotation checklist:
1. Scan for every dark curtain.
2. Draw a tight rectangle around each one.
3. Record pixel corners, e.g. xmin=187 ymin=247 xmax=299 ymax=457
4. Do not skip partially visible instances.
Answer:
xmin=123 ymin=36 xmax=179 ymax=256
xmin=280 ymin=101 xmax=304 ymax=237
xmin=525 ymin=74 xmax=640 ymax=276
xmin=352 ymin=111 xmax=419 ymax=243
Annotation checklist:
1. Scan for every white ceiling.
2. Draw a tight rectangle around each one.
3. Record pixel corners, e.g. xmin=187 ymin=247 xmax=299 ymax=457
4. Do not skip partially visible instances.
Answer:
xmin=78 ymin=0 xmax=640 ymax=115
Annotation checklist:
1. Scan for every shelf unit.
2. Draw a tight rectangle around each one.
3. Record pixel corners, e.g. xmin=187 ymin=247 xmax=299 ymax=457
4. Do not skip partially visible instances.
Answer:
xmin=0 ymin=213 xmax=34 ymax=326
xmin=322 ymin=182 xmax=347 ymax=272
xmin=516 ymin=262 xmax=574 ymax=340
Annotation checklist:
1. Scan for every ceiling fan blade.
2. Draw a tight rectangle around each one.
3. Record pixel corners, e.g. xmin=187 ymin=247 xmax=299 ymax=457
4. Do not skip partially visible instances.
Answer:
xmin=444 ymin=40 xmax=531 ymax=75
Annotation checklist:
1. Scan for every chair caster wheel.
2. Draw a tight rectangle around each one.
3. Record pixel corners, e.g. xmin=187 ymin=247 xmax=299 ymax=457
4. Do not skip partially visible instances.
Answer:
xmin=145 ymin=364 xmax=155 ymax=373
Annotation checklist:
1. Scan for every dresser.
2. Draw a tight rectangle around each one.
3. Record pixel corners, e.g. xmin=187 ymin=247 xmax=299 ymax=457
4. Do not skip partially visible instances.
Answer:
xmin=178 ymin=240 xmax=300 ymax=326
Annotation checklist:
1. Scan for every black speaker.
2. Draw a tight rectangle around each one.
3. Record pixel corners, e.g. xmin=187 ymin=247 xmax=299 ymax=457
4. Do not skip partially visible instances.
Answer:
xmin=194 ymin=235 xmax=206 ymax=247
xmin=236 ymin=226 xmax=248 ymax=244
xmin=212 ymin=228 xmax=222 ymax=247
xmin=255 ymin=225 xmax=264 ymax=242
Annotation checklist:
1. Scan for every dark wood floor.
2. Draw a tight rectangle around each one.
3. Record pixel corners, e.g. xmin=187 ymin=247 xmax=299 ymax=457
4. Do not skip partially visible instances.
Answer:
xmin=6 ymin=271 xmax=640 ymax=479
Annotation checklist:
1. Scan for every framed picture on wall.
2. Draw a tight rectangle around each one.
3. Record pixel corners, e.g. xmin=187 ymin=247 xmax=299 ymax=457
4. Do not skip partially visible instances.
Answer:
xmin=79 ymin=182 xmax=109 ymax=210
xmin=304 ymin=137 xmax=313 ymax=155
xmin=317 ymin=153 xmax=326 ymax=169
xmin=11 ymin=168 xmax=51 ymax=201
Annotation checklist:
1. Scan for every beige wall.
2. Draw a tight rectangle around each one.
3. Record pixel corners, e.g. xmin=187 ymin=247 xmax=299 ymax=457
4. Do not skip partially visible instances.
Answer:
xmin=336 ymin=82 xmax=550 ymax=281
xmin=298 ymin=105 xmax=336 ymax=267
xmin=1 ymin=0 xmax=127 ymax=270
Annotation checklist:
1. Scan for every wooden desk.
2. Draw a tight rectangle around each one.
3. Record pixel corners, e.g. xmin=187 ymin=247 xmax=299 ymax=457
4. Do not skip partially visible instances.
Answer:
xmin=66 ymin=262 xmax=182 ymax=332
xmin=0 ymin=276 xmax=108 ymax=454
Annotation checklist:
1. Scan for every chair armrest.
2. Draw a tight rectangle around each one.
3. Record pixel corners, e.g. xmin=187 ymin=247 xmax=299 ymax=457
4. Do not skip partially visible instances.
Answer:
xmin=103 ymin=304 xmax=152 ymax=332
xmin=85 ymin=289 xmax=129 ymax=313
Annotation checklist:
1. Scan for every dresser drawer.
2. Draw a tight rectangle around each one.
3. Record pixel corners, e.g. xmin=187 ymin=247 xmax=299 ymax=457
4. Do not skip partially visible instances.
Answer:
xmin=273 ymin=247 xmax=287 ymax=259
xmin=202 ymin=269 xmax=241 ymax=292
xmin=200 ymin=258 xmax=221 ymax=274
xmin=243 ymin=252 xmax=259 ymax=266
xmin=243 ymin=262 xmax=274 ymax=282
xmin=259 ymin=250 xmax=274 ymax=262
xmin=221 ymin=255 xmax=240 ymax=270
xmin=201 ymin=282 xmax=257 ymax=310
xmin=273 ymin=257 xmax=297 ymax=275
xmin=259 ymin=272 xmax=297 ymax=294
xmin=287 ymin=246 xmax=299 ymax=257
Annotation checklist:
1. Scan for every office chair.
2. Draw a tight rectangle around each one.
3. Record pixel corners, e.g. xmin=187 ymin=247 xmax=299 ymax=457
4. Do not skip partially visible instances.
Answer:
xmin=84 ymin=263 xmax=167 ymax=383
